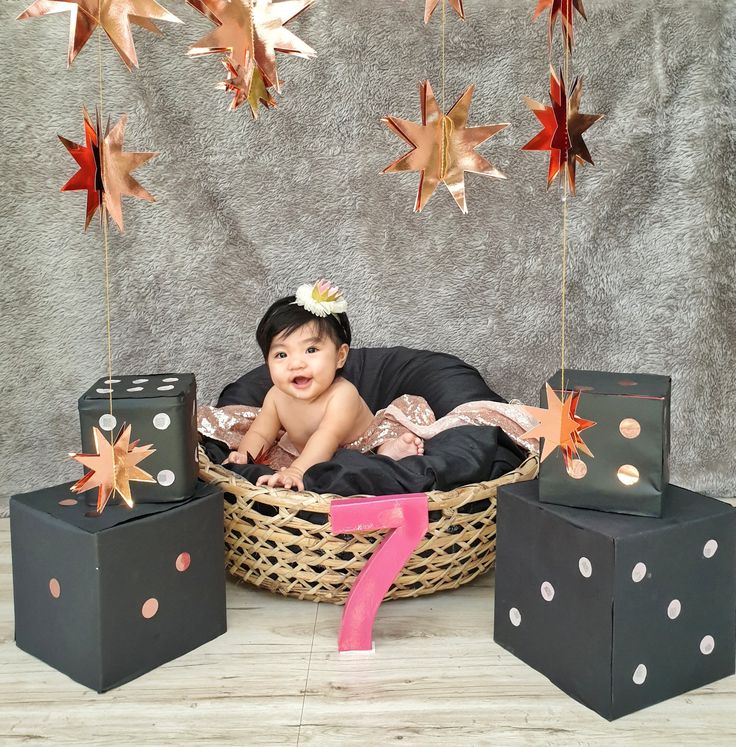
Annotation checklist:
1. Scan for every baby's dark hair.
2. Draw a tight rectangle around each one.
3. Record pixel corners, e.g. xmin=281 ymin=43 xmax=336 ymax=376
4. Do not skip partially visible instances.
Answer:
xmin=255 ymin=296 xmax=352 ymax=358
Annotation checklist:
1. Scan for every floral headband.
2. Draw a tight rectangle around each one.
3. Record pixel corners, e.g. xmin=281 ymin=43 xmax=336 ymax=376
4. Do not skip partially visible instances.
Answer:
xmin=293 ymin=279 xmax=348 ymax=318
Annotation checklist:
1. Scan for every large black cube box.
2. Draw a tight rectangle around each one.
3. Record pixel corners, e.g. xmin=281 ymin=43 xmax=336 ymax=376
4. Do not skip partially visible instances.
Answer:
xmin=494 ymin=480 xmax=736 ymax=720
xmin=10 ymin=480 xmax=226 ymax=692
xmin=78 ymin=373 xmax=198 ymax=503
xmin=539 ymin=369 xmax=671 ymax=517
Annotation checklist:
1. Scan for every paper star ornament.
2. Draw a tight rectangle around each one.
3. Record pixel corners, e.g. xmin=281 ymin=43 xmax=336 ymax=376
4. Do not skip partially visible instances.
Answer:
xmin=521 ymin=384 xmax=596 ymax=464
xmin=70 ymin=424 xmax=156 ymax=513
xmin=17 ymin=0 xmax=182 ymax=69
xmin=383 ymin=80 xmax=508 ymax=213
xmin=533 ymin=0 xmax=587 ymax=51
xmin=424 ymin=0 xmax=464 ymax=24
xmin=219 ymin=56 xmax=277 ymax=116
xmin=522 ymin=67 xmax=602 ymax=194
xmin=59 ymin=108 xmax=156 ymax=232
xmin=187 ymin=0 xmax=315 ymax=109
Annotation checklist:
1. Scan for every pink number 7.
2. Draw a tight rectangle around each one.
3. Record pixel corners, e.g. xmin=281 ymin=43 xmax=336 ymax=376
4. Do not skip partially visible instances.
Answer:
xmin=330 ymin=493 xmax=429 ymax=652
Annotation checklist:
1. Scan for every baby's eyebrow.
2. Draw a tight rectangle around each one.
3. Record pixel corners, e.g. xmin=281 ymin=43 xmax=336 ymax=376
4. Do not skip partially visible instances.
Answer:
xmin=303 ymin=336 xmax=322 ymax=344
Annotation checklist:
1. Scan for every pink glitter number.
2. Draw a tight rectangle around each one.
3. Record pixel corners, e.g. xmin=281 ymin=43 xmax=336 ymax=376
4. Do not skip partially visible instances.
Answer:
xmin=330 ymin=493 xmax=429 ymax=652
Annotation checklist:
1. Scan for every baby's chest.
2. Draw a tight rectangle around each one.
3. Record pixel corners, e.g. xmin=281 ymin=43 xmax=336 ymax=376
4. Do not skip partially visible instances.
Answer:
xmin=278 ymin=404 xmax=327 ymax=448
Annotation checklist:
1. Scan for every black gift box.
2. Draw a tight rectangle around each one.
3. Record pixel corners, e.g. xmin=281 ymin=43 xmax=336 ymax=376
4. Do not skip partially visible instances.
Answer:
xmin=78 ymin=373 xmax=198 ymax=503
xmin=493 ymin=480 xmax=736 ymax=720
xmin=10 ymin=480 xmax=226 ymax=692
xmin=539 ymin=369 xmax=671 ymax=517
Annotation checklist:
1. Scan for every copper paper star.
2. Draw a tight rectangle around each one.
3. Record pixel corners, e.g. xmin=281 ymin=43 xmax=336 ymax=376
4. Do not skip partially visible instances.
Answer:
xmin=521 ymin=384 xmax=596 ymax=464
xmin=17 ymin=0 xmax=182 ymax=69
xmin=383 ymin=81 xmax=508 ymax=213
xmin=522 ymin=67 xmax=602 ymax=194
xmin=424 ymin=0 xmax=464 ymax=24
xmin=187 ymin=0 xmax=315 ymax=110
xmin=219 ymin=55 xmax=277 ymax=116
xmin=59 ymin=108 xmax=156 ymax=232
xmin=70 ymin=424 xmax=156 ymax=513
xmin=533 ymin=0 xmax=587 ymax=51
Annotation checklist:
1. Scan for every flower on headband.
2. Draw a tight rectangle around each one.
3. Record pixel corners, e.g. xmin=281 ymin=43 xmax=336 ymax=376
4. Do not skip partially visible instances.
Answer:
xmin=294 ymin=279 xmax=348 ymax=317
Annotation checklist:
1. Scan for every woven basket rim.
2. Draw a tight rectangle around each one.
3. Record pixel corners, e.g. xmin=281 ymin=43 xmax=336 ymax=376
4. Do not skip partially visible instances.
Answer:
xmin=199 ymin=446 xmax=539 ymax=510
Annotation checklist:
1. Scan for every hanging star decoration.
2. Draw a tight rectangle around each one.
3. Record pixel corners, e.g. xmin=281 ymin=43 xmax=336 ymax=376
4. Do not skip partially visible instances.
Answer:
xmin=187 ymin=0 xmax=315 ymax=114
xmin=17 ymin=0 xmax=181 ymax=69
xmin=218 ymin=55 xmax=277 ymax=115
xmin=70 ymin=424 xmax=156 ymax=513
xmin=522 ymin=67 xmax=602 ymax=194
xmin=59 ymin=108 xmax=156 ymax=232
xmin=533 ymin=0 xmax=587 ymax=51
xmin=383 ymin=80 xmax=508 ymax=213
xmin=521 ymin=384 xmax=596 ymax=465
xmin=424 ymin=0 xmax=464 ymax=24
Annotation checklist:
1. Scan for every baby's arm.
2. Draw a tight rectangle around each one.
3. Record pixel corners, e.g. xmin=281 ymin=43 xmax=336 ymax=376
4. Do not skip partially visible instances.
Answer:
xmin=225 ymin=390 xmax=281 ymax=465
xmin=257 ymin=385 xmax=363 ymax=490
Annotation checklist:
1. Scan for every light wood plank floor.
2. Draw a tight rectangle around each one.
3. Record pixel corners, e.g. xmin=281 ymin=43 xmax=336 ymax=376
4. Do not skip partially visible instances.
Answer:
xmin=1 ymin=517 xmax=734 ymax=746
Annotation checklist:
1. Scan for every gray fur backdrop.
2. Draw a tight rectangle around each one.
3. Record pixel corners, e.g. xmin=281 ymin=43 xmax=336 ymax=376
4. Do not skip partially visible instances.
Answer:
xmin=1 ymin=0 xmax=734 ymax=501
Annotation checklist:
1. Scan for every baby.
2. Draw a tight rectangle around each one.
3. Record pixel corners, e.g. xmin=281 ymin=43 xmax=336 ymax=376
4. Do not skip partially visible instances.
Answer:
xmin=225 ymin=280 xmax=423 ymax=491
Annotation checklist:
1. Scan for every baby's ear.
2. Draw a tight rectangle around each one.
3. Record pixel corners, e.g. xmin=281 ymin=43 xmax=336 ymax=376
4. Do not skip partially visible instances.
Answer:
xmin=337 ymin=343 xmax=349 ymax=367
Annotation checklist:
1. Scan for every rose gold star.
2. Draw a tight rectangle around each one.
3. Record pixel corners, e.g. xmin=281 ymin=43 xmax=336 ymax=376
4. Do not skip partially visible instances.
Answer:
xmin=521 ymin=384 xmax=596 ymax=464
xmin=17 ymin=0 xmax=182 ymax=69
xmin=219 ymin=56 xmax=277 ymax=116
xmin=533 ymin=0 xmax=587 ymax=51
xmin=187 ymin=0 xmax=315 ymax=97
xmin=70 ymin=424 xmax=156 ymax=513
xmin=424 ymin=0 xmax=464 ymax=24
xmin=383 ymin=80 xmax=508 ymax=213
xmin=523 ymin=67 xmax=602 ymax=194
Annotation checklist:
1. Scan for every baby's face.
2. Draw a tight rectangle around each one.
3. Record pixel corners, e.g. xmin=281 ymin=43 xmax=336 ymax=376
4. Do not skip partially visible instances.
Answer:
xmin=267 ymin=322 xmax=348 ymax=401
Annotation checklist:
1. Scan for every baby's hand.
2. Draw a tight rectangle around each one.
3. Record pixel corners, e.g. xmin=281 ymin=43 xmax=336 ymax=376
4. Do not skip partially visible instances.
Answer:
xmin=256 ymin=466 xmax=305 ymax=492
xmin=223 ymin=451 xmax=249 ymax=465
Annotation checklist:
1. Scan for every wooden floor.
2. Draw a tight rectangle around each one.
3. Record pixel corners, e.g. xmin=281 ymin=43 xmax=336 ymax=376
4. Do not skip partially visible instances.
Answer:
xmin=1 ymin=518 xmax=734 ymax=746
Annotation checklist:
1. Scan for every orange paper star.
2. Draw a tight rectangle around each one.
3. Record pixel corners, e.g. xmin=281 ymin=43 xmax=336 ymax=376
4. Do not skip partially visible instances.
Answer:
xmin=70 ymin=424 xmax=156 ymax=513
xmin=187 ymin=0 xmax=315 ymax=106
xmin=59 ymin=108 xmax=156 ymax=232
xmin=522 ymin=67 xmax=602 ymax=194
xmin=521 ymin=384 xmax=596 ymax=464
xmin=424 ymin=0 xmax=464 ymax=24
xmin=533 ymin=0 xmax=587 ymax=51
xmin=218 ymin=56 xmax=277 ymax=116
xmin=383 ymin=81 xmax=508 ymax=213
xmin=17 ymin=0 xmax=182 ymax=69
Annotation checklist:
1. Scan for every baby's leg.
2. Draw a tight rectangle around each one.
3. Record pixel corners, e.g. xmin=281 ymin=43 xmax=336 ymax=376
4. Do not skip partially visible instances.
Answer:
xmin=377 ymin=433 xmax=424 ymax=460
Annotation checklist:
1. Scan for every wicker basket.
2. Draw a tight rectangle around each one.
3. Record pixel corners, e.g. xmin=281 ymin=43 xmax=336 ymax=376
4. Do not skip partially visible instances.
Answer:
xmin=199 ymin=448 xmax=539 ymax=603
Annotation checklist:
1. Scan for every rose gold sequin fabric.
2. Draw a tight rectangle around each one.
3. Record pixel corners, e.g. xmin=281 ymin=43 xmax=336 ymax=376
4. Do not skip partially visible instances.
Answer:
xmin=197 ymin=396 xmax=540 ymax=471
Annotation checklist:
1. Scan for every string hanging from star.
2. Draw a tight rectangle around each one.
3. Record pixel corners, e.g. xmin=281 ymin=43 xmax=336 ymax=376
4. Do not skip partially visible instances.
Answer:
xmin=17 ymin=0 xmax=182 ymax=69
xmin=187 ymin=0 xmax=316 ymax=116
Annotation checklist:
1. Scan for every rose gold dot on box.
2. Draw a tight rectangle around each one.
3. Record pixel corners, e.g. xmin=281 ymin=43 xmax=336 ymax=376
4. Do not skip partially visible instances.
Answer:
xmin=175 ymin=552 xmax=191 ymax=572
xmin=49 ymin=578 xmax=61 ymax=598
xmin=619 ymin=418 xmax=641 ymax=439
xmin=617 ymin=464 xmax=640 ymax=485
xmin=141 ymin=598 xmax=159 ymax=619
xmin=618 ymin=380 xmax=638 ymax=387
xmin=566 ymin=459 xmax=588 ymax=479
xmin=58 ymin=498 xmax=78 ymax=507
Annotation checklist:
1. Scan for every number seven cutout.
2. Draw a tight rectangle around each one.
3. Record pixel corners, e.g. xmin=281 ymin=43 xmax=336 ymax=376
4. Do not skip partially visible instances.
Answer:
xmin=330 ymin=493 xmax=429 ymax=652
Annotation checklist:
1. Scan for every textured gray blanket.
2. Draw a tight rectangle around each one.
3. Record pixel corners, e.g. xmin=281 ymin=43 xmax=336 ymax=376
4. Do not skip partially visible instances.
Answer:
xmin=1 ymin=0 xmax=734 ymax=498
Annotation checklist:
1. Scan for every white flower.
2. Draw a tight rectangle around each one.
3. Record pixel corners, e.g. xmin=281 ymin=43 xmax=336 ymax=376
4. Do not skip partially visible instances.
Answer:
xmin=294 ymin=279 xmax=348 ymax=317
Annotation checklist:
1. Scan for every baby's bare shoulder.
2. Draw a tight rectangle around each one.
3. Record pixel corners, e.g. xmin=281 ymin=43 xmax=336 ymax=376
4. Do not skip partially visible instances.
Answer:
xmin=329 ymin=377 xmax=361 ymax=400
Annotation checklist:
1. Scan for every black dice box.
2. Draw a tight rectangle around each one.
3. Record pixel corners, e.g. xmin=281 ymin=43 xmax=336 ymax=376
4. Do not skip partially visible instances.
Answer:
xmin=10 ymin=480 xmax=226 ymax=692
xmin=493 ymin=480 xmax=735 ymax=720
xmin=78 ymin=373 xmax=198 ymax=503
xmin=540 ymin=369 xmax=671 ymax=517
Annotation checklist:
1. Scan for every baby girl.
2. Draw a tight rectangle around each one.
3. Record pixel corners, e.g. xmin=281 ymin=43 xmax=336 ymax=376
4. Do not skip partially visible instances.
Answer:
xmin=225 ymin=280 xmax=424 ymax=491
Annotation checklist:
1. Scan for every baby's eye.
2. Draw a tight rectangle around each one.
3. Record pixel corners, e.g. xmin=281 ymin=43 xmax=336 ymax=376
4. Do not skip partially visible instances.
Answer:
xmin=306 ymin=346 xmax=318 ymax=354
xmin=274 ymin=352 xmax=287 ymax=359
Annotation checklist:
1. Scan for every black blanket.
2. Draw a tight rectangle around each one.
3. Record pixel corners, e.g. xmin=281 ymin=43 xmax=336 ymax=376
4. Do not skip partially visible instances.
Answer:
xmin=202 ymin=346 xmax=526 ymax=496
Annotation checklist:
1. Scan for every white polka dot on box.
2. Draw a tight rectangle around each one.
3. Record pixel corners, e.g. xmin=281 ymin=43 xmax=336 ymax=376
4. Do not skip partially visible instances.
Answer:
xmin=493 ymin=479 xmax=736 ymax=721
xmin=77 ymin=374 xmax=199 ymax=504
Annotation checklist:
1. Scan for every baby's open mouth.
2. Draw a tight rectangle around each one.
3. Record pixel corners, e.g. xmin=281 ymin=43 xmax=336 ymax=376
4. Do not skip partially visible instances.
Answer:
xmin=292 ymin=376 xmax=311 ymax=388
